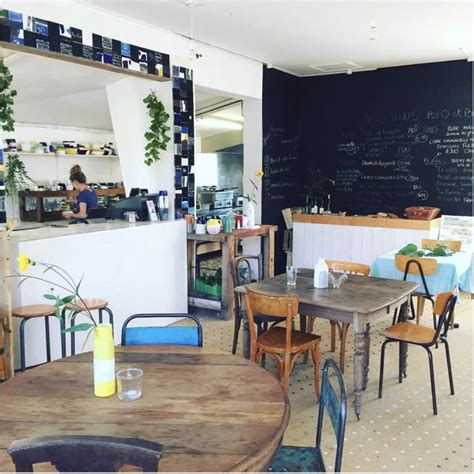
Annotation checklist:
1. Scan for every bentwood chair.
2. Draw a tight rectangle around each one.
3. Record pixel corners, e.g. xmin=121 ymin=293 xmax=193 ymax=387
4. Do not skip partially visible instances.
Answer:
xmin=305 ymin=260 xmax=370 ymax=373
xmin=245 ymin=289 xmax=321 ymax=396
xmin=121 ymin=313 xmax=203 ymax=347
xmin=421 ymin=239 xmax=462 ymax=252
xmin=269 ymin=358 xmax=347 ymax=472
xmin=8 ymin=435 xmax=164 ymax=472
xmin=379 ymin=292 xmax=457 ymax=415
xmin=230 ymin=255 xmax=282 ymax=356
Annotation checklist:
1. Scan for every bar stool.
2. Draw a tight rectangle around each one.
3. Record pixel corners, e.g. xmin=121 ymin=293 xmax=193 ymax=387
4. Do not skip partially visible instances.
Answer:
xmin=13 ymin=304 xmax=66 ymax=373
xmin=63 ymin=298 xmax=114 ymax=355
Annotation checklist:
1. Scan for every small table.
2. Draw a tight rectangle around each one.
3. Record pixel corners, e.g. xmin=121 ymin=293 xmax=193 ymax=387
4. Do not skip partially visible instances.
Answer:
xmin=187 ymin=225 xmax=277 ymax=319
xmin=0 ymin=345 xmax=289 ymax=472
xmin=235 ymin=270 xmax=418 ymax=419
xmin=371 ymin=250 xmax=473 ymax=294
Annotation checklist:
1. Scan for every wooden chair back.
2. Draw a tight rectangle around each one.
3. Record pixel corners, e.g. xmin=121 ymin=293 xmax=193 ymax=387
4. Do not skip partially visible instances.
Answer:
xmin=395 ymin=254 xmax=437 ymax=276
xmin=431 ymin=292 xmax=457 ymax=343
xmin=316 ymin=358 xmax=347 ymax=472
xmin=325 ymin=260 xmax=370 ymax=276
xmin=422 ymin=239 xmax=462 ymax=252
xmin=8 ymin=435 xmax=164 ymax=472
xmin=244 ymin=289 xmax=298 ymax=358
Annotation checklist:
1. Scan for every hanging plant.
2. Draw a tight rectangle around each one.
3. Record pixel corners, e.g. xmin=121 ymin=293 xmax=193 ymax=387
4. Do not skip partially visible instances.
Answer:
xmin=0 ymin=59 xmax=17 ymax=132
xmin=143 ymin=90 xmax=170 ymax=166
xmin=5 ymin=153 xmax=34 ymax=197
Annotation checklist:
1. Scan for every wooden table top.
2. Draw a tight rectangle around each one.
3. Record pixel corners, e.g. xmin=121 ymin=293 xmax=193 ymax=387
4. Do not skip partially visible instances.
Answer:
xmin=187 ymin=224 xmax=278 ymax=242
xmin=235 ymin=269 xmax=418 ymax=316
xmin=0 ymin=345 xmax=289 ymax=472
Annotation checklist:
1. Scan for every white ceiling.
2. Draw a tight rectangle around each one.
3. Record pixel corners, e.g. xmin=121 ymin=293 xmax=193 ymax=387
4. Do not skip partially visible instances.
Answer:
xmin=6 ymin=51 xmax=121 ymax=129
xmin=81 ymin=0 xmax=474 ymax=76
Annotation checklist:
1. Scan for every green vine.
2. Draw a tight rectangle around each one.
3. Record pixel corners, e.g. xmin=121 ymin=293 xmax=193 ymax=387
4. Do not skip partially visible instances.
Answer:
xmin=143 ymin=90 xmax=170 ymax=166
xmin=5 ymin=153 xmax=34 ymax=196
xmin=0 ymin=59 xmax=17 ymax=132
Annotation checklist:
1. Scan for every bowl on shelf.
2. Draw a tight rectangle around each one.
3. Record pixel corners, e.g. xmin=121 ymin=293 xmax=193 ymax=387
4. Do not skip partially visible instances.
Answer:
xmin=56 ymin=148 xmax=67 ymax=155
xmin=66 ymin=148 xmax=78 ymax=155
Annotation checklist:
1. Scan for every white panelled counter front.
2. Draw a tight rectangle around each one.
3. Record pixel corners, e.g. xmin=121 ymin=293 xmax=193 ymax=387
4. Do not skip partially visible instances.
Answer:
xmin=293 ymin=214 xmax=441 ymax=268
xmin=7 ymin=219 xmax=187 ymax=369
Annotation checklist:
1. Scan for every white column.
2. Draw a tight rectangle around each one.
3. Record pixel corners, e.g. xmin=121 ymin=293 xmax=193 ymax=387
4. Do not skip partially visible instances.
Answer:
xmin=242 ymin=98 xmax=263 ymax=258
xmin=106 ymin=77 xmax=174 ymax=214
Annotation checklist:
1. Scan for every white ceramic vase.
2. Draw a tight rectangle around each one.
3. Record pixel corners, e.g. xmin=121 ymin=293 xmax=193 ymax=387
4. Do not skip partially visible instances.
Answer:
xmin=243 ymin=199 xmax=255 ymax=228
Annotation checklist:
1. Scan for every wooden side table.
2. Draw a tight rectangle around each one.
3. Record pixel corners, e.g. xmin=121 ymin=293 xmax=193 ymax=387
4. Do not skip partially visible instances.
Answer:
xmin=187 ymin=225 xmax=277 ymax=319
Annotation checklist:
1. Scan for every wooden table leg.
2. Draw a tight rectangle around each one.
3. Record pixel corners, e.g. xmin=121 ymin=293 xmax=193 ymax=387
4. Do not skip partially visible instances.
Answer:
xmin=221 ymin=235 xmax=235 ymax=320
xmin=353 ymin=313 xmax=367 ymax=420
xmin=398 ymin=300 xmax=410 ymax=377
xmin=242 ymin=315 xmax=250 ymax=359
xmin=363 ymin=322 xmax=371 ymax=391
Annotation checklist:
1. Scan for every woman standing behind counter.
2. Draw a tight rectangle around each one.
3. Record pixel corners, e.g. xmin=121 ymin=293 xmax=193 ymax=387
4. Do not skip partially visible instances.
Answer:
xmin=64 ymin=165 xmax=98 ymax=222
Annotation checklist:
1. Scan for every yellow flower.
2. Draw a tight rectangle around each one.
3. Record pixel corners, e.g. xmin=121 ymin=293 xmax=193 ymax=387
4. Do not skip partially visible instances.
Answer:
xmin=17 ymin=253 xmax=32 ymax=272
xmin=255 ymin=170 xmax=264 ymax=177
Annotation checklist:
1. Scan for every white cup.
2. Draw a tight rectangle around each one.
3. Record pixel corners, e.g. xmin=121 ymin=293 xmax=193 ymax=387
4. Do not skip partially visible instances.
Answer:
xmin=195 ymin=223 xmax=206 ymax=234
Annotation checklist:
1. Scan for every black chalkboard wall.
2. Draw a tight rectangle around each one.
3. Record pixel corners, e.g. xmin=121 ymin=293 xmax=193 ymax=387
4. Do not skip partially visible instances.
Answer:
xmin=263 ymin=60 xmax=473 ymax=272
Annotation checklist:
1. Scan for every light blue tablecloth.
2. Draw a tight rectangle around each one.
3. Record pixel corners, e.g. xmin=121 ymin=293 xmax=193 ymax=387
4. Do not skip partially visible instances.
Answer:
xmin=371 ymin=250 xmax=473 ymax=295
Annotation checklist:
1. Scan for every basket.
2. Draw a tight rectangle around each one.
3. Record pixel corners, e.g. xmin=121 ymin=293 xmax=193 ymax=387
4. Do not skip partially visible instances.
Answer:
xmin=405 ymin=206 xmax=440 ymax=220
xmin=195 ymin=278 xmax=222 ymax=298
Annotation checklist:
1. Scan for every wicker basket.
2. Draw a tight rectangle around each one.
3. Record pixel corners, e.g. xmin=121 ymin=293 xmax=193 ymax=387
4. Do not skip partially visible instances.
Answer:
xmin=405 ymin=206 xmax=440 ymax=220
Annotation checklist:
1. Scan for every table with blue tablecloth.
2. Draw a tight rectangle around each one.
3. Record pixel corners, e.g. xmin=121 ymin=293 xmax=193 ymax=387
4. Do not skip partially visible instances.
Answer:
xmin=371 ymin=250 xmax=473 ymax=295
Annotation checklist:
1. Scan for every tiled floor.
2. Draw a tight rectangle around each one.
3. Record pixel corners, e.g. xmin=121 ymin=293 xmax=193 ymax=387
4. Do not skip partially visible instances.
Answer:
xmin=194 ymin=292 xmax=473 ymax=472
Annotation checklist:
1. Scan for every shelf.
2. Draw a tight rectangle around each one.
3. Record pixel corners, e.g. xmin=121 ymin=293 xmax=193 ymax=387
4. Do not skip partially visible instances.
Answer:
xmin=11 ymin=152 xmax=119 ymax=159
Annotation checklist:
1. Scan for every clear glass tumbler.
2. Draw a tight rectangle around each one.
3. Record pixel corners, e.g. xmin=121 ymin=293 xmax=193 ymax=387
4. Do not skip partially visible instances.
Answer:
xmin=286 ymin=266 xmax=298 ymax=286
xmin=116 ymin=368 xmax=143 ymax=401
xmin=329 ymin=271 xmax=348 ymax=289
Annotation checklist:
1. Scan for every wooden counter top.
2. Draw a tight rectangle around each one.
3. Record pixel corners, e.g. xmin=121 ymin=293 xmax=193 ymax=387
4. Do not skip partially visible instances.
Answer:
xmin=187 ymin=224 xmax=278 ymax=242
xmin=293 ymin=214 xmax=441 ymax=230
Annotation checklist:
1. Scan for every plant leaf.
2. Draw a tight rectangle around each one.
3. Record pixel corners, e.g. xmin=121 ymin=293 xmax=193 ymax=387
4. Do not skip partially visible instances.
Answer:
xmin=63 ymin=323 xmax=94 ymax=333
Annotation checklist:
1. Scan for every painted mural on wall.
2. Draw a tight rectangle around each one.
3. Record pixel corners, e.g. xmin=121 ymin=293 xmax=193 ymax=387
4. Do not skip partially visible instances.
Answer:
xmin=172 ymin=66 xmax=195 ymax=216
xmin=0 ymin=9 xmax=170 ymax=78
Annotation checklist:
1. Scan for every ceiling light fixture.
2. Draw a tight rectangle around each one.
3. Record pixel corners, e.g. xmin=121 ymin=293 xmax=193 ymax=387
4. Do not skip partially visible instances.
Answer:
xmin=369 ymin=19 xmax=378 ymax=41
xmin=196 ymin=117 xmax=243 ymax=130
xmin=186 ymin=0 xmax=202 ymax=61
xmin=459 ymin=46 xmax=472 ymax=61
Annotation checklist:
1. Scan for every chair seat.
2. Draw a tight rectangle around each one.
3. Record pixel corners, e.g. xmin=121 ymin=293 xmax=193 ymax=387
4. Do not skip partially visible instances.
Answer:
xmin=124 ymin=326 xmax=200 ymax=347
xmin=257 ymin=327 xmax=321 ymax=353
xmin=382 ymin=321 xmax=436 ymax=344
xmin=12 ymin=304 xmax=56 ymax=318
xmin=269 ymin=445 xmax=325 ymax=472
xmin=65 ymin=298 xmax=108 ymax=311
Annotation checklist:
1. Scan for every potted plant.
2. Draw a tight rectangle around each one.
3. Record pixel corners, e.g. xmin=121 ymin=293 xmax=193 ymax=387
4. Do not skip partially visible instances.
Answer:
xmin=0 ymin=58 xmax=16 ymax=132
xmin=243 ymin=170 xmax=264 ymax=228
xmin=4 ymin=153 xmax=34 ymax=224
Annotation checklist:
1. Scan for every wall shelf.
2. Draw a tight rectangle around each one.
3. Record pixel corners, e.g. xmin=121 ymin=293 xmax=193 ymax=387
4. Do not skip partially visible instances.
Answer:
xmin=11 ymin=152 xmax=120 ymax=159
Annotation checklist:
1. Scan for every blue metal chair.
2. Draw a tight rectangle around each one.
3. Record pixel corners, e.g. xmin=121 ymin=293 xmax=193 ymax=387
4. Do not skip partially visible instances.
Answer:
xmin=269 ymin=358 xmax=347 ymax=472
xmin=121 ymin=313 xmax=203 ymax=347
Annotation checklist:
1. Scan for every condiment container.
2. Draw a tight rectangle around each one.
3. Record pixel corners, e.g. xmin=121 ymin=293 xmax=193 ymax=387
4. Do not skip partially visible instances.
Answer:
xmin=313 ymin=258 xmax=329 ymax=288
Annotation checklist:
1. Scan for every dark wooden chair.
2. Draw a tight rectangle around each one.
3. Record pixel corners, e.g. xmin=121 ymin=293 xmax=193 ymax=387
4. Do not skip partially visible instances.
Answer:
xmin=230 ymin=255 xmax=282 ymax=356
xmin=305 ymin=260 xmax=370 ymax=373
xmin=379 ymin=291 xmax=457 ymax=415
xmin=245 ymin=288 xmax=321 ymax=396
xmin=121 ymin=313 xmax=203 ymax=347
xmin=269 ymin=358 xmax=347 ymax=472
xmin=7 ymin=435 xmax=164 ymax=472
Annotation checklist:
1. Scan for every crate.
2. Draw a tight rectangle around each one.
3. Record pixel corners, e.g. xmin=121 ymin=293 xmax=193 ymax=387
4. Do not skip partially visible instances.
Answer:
xmin=195 ymin=278 xmax=222 ymax=298
xmin=405 ymin=206 xmax=440 ymax=221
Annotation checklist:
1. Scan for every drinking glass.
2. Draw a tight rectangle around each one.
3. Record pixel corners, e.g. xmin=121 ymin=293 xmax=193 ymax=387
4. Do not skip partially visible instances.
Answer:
xmin=329 ymin=271 xmax=348 ymax=289
xmin=117 ymin=368 xmax=143 ymax=401
xmin=286 ymin=266 xmax=298 ymax=286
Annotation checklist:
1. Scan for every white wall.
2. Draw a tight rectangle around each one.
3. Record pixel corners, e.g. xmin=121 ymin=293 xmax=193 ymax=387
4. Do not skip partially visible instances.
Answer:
xmin=106 ymin=77 xmax=174 ymax=206
xmin=5 ymin=123 xmax=122 ymax=184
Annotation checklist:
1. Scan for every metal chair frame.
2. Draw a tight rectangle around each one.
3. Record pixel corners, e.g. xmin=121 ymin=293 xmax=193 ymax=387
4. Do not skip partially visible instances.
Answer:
xmin=121 ymin=313 xmax=203 ymax=347
xmin=379 ymin=294 xmax=456 ymax=415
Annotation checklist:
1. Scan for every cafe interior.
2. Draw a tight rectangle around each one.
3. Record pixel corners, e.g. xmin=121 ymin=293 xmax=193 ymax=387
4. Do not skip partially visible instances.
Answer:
xmin=0 ymin=1 xmax=472 ymax=472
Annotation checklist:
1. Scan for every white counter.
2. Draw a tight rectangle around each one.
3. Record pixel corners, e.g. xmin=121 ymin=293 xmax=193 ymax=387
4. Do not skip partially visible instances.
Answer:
xmin=293 ymin=215 xmax=441 ymax=268
xmin=8 ymin=219 xmax=187 ymax=369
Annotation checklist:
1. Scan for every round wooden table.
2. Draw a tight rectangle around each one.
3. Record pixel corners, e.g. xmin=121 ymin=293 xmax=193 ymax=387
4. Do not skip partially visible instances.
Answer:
xmin=0 ymin=345 xmax=289 ymax=472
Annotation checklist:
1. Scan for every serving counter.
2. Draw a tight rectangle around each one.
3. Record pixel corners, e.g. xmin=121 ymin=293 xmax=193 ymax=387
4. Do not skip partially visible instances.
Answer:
xmin=293 ymin=214 xmax=441 ymax=268
xmin=4 ymin=219 xmax=187 ymax=372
